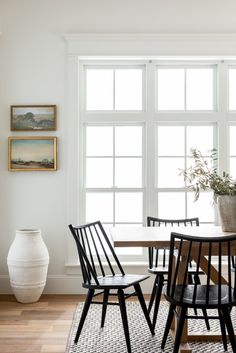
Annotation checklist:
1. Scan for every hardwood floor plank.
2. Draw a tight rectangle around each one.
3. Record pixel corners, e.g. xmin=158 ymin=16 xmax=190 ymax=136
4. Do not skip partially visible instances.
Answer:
xmin=0 ymin=294 xmax=150 ymax=353
xmin=41 ymin=345 xmax=66 ymax=353
xmin=0 ymin=295 xmax=79 ymax=353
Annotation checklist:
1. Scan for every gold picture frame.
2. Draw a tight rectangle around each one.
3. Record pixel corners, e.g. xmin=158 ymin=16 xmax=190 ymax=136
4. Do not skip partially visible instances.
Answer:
xmin=11 ymin=105 xmax=56 ymax=131
xmin=8 ymin=136 xmax=57 ymax=171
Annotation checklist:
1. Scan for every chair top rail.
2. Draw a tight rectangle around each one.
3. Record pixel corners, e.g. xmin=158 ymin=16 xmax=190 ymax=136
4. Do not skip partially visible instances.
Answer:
xmin=171 ymin=231 xmax=236 ymax=243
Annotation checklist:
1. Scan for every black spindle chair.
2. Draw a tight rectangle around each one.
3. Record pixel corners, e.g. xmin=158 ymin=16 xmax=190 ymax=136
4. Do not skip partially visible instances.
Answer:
xmin=68 ymin=221 xmax=154 ymax=353
xmin=147 ymin=216 xmax=209 ymax=331
xmin=161 ymin=232 xmax=236 ymax=353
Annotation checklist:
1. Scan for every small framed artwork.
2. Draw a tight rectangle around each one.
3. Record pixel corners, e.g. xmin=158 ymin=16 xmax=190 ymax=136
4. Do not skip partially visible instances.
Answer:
xmin=11 ymin=105 xmax=56 ymax=131
xmin=8 ymin=136 xmax=57 ymax=171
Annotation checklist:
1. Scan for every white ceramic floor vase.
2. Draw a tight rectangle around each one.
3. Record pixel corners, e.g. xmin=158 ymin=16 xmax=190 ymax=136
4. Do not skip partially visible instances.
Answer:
xmin=7 ymin=229 xmax=49 ymax=303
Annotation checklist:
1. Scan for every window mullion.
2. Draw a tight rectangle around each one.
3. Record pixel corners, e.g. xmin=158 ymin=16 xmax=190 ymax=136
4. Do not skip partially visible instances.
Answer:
xmin=185 ymin=68 xmax=187 ymax=110
xmin=113 ymin=69 xmax=116 ymax=111
xmin=113 ymin=126 xmax=116 ymax=225
xmin=184 ymin=124 xmax=188 ymax=218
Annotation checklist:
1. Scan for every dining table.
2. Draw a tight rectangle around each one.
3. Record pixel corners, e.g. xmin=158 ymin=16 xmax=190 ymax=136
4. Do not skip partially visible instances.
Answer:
xmin=110 ymin=225 xmax=236 ymax=353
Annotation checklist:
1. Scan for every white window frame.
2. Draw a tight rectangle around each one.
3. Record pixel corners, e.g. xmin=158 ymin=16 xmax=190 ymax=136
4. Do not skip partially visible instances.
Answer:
xmin=228 ymin=65 xmax=236 ymax=113
xmin=64 ymin=33 xmax=236 ymax=270
xmin=155 ymin=64 xmax=217 ymax=112
xmin=84 ymin=64 xmax=146 ymax=112
xmin=83 ymin=122 xmax=145 ymax=228
xmin=229 ymin=122 xmax=236 ymax=177
xmin=80 ymin=60 xmax=220 ymax=261
xmin=155 ymin=122 xmax=217 ymax=223
xmin=81 ymin=61 xmax=147 ymax=262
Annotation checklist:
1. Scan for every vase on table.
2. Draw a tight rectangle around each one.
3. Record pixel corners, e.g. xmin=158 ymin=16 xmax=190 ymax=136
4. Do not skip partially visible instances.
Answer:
xmin=217 ymin=195 xmax=236 ymax=232
xmin=7 ymin=229 xmax=49 ymax=303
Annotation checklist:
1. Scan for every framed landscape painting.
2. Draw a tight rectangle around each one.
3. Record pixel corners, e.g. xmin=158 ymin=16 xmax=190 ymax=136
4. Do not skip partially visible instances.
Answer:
xmin=11 ymin=105 xmax=56 ymax=131
xmin=8 ymin=137 xmax=57 ymax=171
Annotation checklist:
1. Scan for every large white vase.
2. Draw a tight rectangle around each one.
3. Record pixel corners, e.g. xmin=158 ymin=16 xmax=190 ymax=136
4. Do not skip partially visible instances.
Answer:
xmin=7 ymin=229 xmax=49 ymax=303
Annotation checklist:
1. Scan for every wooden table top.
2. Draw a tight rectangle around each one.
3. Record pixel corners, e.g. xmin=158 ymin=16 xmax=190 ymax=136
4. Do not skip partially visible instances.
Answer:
xmin=110 ymin=225 xmax=236 ymax=247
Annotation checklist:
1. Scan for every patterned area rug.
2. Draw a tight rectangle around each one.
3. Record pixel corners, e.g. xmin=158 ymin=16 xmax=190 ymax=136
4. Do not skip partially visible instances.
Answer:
xmin=66 ymin=301 xmax=236 ymax=353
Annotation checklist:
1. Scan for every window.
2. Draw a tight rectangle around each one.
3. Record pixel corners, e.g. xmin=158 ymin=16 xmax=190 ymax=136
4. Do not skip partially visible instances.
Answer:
xmin=156 ymin=66 xmax=215 ymax=111
xmin=229 ymin=67 xmax=236 ymax=111
xmin=86 ymin=67 xmax=144 ymax=111
xmin=85 ymin=124 xmax=144 ymax=257
xmin=76 ymin=59 xmax=235 ymax=263
xmin=230 ymin=125 xmax=236 ymax=177
xmin=85 ymin=124 xmax=143 ymax=225
xmin=156 ymin=124 xmax=215 ymax=223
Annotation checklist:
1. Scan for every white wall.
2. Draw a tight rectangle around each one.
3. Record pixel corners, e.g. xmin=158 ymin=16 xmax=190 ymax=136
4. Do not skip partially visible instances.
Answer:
xmin=1 ymin=0 xmax=236 ymax=294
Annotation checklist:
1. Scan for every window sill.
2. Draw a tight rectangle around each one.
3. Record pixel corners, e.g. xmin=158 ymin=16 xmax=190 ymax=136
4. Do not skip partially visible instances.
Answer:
xmin=65 ymin=261 xmax=149 ymax=275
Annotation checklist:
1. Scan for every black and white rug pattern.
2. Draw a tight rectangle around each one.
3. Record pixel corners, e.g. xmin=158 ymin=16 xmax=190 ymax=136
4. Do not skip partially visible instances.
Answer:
xmin=66 ymin=301 xmax=236 ymax=353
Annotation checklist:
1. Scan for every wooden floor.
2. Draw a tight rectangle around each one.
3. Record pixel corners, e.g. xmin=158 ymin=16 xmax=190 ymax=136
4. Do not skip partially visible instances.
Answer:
xmin=0 ymin=294 xmax=86 ymax=353
xmin=0 ymin=294 xmax=150 ymax=353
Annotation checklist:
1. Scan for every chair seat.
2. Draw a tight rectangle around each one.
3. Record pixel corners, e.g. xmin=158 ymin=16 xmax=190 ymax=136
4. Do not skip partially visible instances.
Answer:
xmin=148 ymin=266 xmax=204 ymax=275
xmin=83 ymin=274 xmax=150 ymax=289
xmin=148 ymin=266 xmax=168 ymax=274
xmin=164 ymin=284 xmax=236 ymax=308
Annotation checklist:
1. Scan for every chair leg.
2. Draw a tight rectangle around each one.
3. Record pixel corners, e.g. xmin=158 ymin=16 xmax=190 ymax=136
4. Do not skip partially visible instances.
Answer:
xmin=161 ymin=304 xmax=175 ymax=350
xmin=193 ymin=274 xmax=210 ymax=330
xmin=188 ymin=274 xmax=197 ymax=316
xmin=222 ymin=307 xmax=236 ymax=353
xmin=201 ymin=308 xmax=210 ymax=331
xmin=101 ymin=289 xmax=109 ymax=328
xmin=134 ymin=283 xmax=155 ymax=335
xmin=74 ymin=288 xmax=94 ymax=344
xmin=148 ymin=275 xmax=159 ymax=313
xmin=218 ymin=309 xmax=227 ymax=351
xmin=173 ymin=306 xmax=187 ymax=353
xmin=118 ymin=289 xmax=132 ymax=353
xmin=152 ymin=274 xmax=164 ymax=330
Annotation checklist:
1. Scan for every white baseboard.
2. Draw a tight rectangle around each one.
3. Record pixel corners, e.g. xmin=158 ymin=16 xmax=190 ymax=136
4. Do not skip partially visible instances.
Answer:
xmin=0 ymin=274 xmax=154 ymax=295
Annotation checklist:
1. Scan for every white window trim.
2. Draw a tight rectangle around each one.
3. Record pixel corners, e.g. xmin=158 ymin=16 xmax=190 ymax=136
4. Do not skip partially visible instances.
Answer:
xmin=155 ymin=122 xmax=217 ymax=223
xmin=156 ymin=64 xmax=218 ymax=112
xmin=84 ymin=64 xmax=146 ymax=113
xmin=64 ymin=33 xmax=236 ymax=268
xmin=228 ymin=65 xmax=236 ymax=113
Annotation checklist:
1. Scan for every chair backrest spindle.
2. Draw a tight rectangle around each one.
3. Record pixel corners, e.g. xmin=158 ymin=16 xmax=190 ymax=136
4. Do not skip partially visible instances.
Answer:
xmin=167 ymin=232 xmax=236 ymax=308
xmin=147 ymin=216 xmax=199 ymax=270
xmin=69 ymin=221 xmax=125 ymax=286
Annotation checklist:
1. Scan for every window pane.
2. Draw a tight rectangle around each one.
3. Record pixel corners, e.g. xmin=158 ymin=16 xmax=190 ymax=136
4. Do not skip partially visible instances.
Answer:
xmin=186 ymin=68 xmax=214 ymax=110
xmin=186 ymin=126 xmax=214 ymax=155
xmin=115 ymin=69 xmax=143 ymax=110
xmin=158 ymin=192 xmax=185 ymax=219
xmin=187 ymin=157 xmax=212 ymax=169
xmin=86 ymin=69 xmax=113 ymax=110
xmin=86 ymin=193 xmax=113 ymax=223
xmin=230 ymin=126 xmax=236 ymax=155
xmin=157 ymin=158 xmax=185 ymax=188
xmin=86 ymin=158 xmax=113 ymax=187
xmin=115 ymin=193 xmax=143 ymax=222
xmin=230 ymin=158 xmax=236 ymax=179
xmin=115 ymin=126 xmax=142 ymax=156
xmin=86 ymin=126 xmax=113 ymax=156
xmin=187 ymin=192 xmax=214 ymax=222
xmin=157 ymin=68 xmax=185 ymax=110
xmin=229 ymin=68 xmax=236 ymax=111
xmin=157 ymin=126 xmax=185 ymax=156
xmin=115 ymin=158 xmax=142 ymax=187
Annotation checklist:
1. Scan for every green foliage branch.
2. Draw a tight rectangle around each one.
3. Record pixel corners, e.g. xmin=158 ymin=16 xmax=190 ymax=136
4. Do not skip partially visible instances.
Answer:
xmin=180 ymin=148 xmax=236 ymax=202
